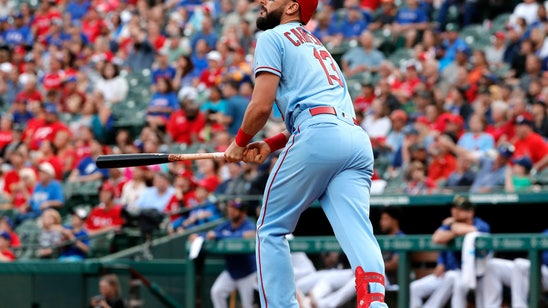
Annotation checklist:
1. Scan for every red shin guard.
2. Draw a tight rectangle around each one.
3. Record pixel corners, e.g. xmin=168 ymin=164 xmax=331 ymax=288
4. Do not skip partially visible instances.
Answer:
xmin=355 ymin=266 xmax=385 ymax=307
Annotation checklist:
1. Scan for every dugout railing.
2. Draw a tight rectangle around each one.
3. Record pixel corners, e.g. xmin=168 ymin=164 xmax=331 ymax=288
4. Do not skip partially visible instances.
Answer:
xmin=186 ymin=234 xmax=548 ymax=308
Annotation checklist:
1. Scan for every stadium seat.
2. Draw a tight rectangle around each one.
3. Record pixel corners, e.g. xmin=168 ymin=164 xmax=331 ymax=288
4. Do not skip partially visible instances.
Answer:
xmin=490 ymin=13 xmax=511 ymax=34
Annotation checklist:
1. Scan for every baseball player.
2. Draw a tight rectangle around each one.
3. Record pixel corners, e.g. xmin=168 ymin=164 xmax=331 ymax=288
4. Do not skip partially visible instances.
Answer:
xmin=478 ymin=228 xmax=548 ymax=308
xmin=223 ymin=0 xmax=387 ymax=306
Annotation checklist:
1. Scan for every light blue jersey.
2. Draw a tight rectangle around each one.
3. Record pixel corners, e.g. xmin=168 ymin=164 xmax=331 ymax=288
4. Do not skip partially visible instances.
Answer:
xmin=254 ymin=22 xmax=355 ymax=132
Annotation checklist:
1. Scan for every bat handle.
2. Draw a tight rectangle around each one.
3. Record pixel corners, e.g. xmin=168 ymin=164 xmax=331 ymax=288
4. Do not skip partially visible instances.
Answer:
xmin=212 ymin=152 xmax=225 ymax=159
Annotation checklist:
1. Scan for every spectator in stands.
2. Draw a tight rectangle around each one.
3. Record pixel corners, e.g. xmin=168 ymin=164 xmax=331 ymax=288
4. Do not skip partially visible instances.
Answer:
xmin=486 ymin=32 xmax=507 ymax=70
xmin=341 ymin=30 xmax=385 ymax=78
xmin=392 ymin=0 xmax=429 ymax=48
xmin=53 ymin=130 xmax=76 ymax=179
xmin=2 ymin=148 xmax=26 ymax=201
xmin=0 ymin=231 xmax=15 ymax=262
xmin=312 ymin=10 xmax=339 ymax=46
xmin=531 ymin=100 xmax=548 ymax=138
xmin=509 ymin=0 xmax=540 ymax=27
xmin=219 ymin=80 xmax=248 ymax=137
xmin=198 ymin=50 xmax=224 ymax=90
xmin=37 ymin=208 xmax=63 ymax=259
xmin=443 ymin=154 xmax=476 ymax=192
xmin=134 ymin=172 xmax=174 ymax=213
xmin=94 ymin=61 xmax=129 ymax=107
xmin=90 ymin=274 xmax=126 ymax=308
xmin=486 ymin=100 xmax=513 ymax=144
xmin=151 ymin=49 xmax=176 ymax=90
xmin=410 ymin=196 xmax=490 ymax=308
xmin=0 ymin=1 xmax=16 ymax=19
xmin=505 ymin=156 xmax=534 ymax=192
xmin=368 ymin=0 xmax=397 ymax=32
xmin=124 ymin=26 xmax=155 ymax=72
xmin=190 ymin=199 xmax=256 ymax=308
xmin=58 ymin=207 xmax=90 ymax=261
xmin=378 ymin=109 xmax=407 ymax=164
xmin=362 ymin=99 xmax=392 ymax=144
xmin=0 ymin=216 xmax=20 ymax=249
xmin=24 ymin=162 xmax=64 ymax=221
xmin=478 ymin=228 xmax=548 ymax=308
xmin=26 ymin=103 xmax=70 ymax=151
xmin=441 ymin=135 xmax=515 ymax=193
xmin=85 ymin=181 xmax=124 ymax=236
xmin=426 ymin=135 xmax=456 ymax=187
xmin=171 ymin=178 xmax=221 ymax=232
xmin=512 ymin=114 xmax=548 ymax=172
xmin=379 ymin=206 xmax=405 ymax=288
xmin=519 ymin=54 xmax=543 ymax=92
xmin=167 ymin=100 xmax=206 ymax=146
xmin=9 ymin=167 xmax=36 ymax=214
xmin=437 ymin=0 xmax=480 ymax=30
xmin=404 ymin=160 xmax=437 ymax=195
xmin=68 ymin=139 xmax=109 ymax=182
xmin=37 ymin=139 xmax=63 ymax=180
xmin=119 ymin=166 xmax=147 ymax=212
xmin=338 ymin=4 xmax=369 ymax=40
xmin=146 ymin=77 xmax=179 ymax=131
xmin=457 ymin=114 xmax=495 ymax=154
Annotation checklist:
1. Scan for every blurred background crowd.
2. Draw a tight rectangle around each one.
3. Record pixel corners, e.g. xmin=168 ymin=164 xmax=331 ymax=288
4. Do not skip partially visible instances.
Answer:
xmin=0 ymin=0 xmax=547 ymax=263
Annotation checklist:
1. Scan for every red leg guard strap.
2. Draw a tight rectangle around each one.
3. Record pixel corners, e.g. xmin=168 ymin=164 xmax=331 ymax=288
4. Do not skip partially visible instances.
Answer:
xmin=355 ymin=266 xmax=385 ymax=308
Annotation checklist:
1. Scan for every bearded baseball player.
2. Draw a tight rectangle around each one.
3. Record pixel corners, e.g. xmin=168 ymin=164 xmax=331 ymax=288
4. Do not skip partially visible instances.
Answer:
xmin=223 ymin=0 xmax=387 ymax=306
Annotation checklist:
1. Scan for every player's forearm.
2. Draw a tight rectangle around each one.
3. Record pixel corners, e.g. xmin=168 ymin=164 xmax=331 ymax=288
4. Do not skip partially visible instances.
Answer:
xmin=432 ymin=230 xmax=455 ymax=244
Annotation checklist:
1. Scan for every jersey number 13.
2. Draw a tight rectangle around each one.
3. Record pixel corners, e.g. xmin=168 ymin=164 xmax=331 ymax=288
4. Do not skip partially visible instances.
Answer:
xmin=313 ymin=48 xmax=343 ymax=88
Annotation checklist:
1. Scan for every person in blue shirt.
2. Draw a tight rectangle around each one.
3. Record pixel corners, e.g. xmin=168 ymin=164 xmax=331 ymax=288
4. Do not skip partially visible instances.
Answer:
xmin=341 ymin=31 xmax=385 ymax=78
xmin=21 ymin=162 xmax=64 ymax=222
xmin=65 ymin=0 xmax=91 ymax=22
xmin=171 ymin=179 xmax=221 ymax=231
xmin=220 ymin=81 xmax=248 ymax=136
xmin=151 ymin=50 xmax=177 ymax=87
xmin=337 ymin=5 xmax=369 ymax=40
xmin=146 ymin=77 xmax=180 ymax=130
xmin=393 ymin=0 xmax=429 ymax=48
xmin=2 ymin=13 xmax=33 ymax=46
xmin=67 ymin=139 xmax=109 ymax=183
xmin=58 ymin=207 xmax=90 ymax=261
xmin=135 ymin=172 xmax=175 ymax=213
xmin=439 ymin=24 xmax=469 ymax=71
xmin=410 ymin=196 xmax=490 ymax=308
xmin=189 ymin=199 xmax=257 ymax=308
xmin=190 ymin=15 xmax=218 ymax=51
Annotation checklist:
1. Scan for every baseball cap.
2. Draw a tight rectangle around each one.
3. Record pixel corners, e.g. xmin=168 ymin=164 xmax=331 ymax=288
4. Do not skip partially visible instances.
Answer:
xmin=451 ymin=195 xmax=475 ymax=211
xmin=455 ymin=45 xmax=471 ymax=57
xmin=207 ymin=51 xmax=222 ymax=62
xmin=0 ymin=231 xmax=11 ymax=243
xmin=0 ymin=62 xmax=13 ymax=74
xmin=380 ymin=205 xmax=403 ymax=221
xmin=403 ymin=125 xmax=419 ymax=135
xmin=415 ymin=116 xmax=430 ymax=126
xmin=512 ymin=156 xmax=533 ymax=170
xmin=514 ymin=114 xmax=533 ymax=126
xmin=38 ymin=162 xmax=56 ymax=177
xmin=228 ymin=199 xmax=247 ymax=211
xmin=99 ymin=181 xmax=116 ymax=193
xmin=494 ymin=31 xmax=506 ymax=40
xmin=71 ymin=207 xmax=88 ymax=220
xmin=196 ymin=178 xmax=218 ymax=193
xmin=44 ymin=103 xmax=59 ymax=114
xmin=390 ymin=109 xmax=408 ymax=122
xmin=295 ymin=0 xmax=318 ymax=25
xmin=497 ymin=143 xmax=515 ymax=159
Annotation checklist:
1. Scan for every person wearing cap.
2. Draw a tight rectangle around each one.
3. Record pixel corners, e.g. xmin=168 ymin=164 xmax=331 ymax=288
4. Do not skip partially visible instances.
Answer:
xmin=223 ymin=0 xmax=388 ymax=305
xmin=505 ymin=156 xmax=534 ymax=192
xmin=485 ymin=31 xmax=507 ymax=70
xmin=189 ymin=199 xmax=256 ymax=308
xmin=198 ymin=50 xmax=224 ymax=90
xmin=512 ymin=113 xmax=548 ymax=173
xmin=0 ymin=230 xmax=15 ymax=262
xmin=478 ymin=228 xmax=548 ymax=308
xmin=85 ymin=182 xmax=125 ymax=236
xmin=58 ymin=207 xmax=90 ymax=261
xmin=410 ymin=195 xmax=490 ymax=308
xmin=20 ymin=162 xmax=64 ymax=222
xmin=2 ymin=11 xmax=33 ymax=46
xmin=439 ymin=23 xmax=469 ymax=72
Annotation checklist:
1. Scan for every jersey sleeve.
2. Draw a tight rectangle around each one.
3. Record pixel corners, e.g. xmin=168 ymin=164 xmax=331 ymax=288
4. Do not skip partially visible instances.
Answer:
xmin=253 ymin=30 xmax=283 ymax=78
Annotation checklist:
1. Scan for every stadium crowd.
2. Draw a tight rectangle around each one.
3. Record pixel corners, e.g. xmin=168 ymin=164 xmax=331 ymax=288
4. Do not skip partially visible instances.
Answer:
xmin=0 ymin=0 xmax=545 ymax=266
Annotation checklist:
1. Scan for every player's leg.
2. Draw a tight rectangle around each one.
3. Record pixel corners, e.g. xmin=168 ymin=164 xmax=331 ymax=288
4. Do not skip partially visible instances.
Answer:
xmin=255 ymin=126 xmax=342 ymax=308
xmin=479 ymin=258 xmax=514 ymax=308
xmin=423 ymin=270 xmax=457 ymax=308
xmin=511 ymin=258 xmax=531 ymax=308
xmin=235 ymin=271 xmax=257 ymax=308
xmin=409 ymin=274 xmax=442 ymax=308
xmin=318 ymin=126 xmax=385 ymax=307
xmin=297 ymin=269 xmax=334 ymax=294
xmin=450 ymin=270 xmax=468 ymax=308
xmin=210 ymin=271 xmax=236 ymax=308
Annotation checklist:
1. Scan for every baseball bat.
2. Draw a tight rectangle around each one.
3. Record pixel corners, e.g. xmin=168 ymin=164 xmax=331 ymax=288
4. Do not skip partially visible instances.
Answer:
xmin=96 ymin=152 xmax=225 ymax=169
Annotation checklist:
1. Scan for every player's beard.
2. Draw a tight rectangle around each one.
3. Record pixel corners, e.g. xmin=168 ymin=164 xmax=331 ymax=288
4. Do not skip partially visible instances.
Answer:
xmin=256 ymin=5 xmax=284 ymax=30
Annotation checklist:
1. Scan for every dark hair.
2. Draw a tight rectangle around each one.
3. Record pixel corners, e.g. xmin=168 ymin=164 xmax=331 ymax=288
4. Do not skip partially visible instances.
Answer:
xmin=380 ymin=206 xmax=403 ymax=222
xmin=101 ymin=62 xmax=120 ymax=79
xmin=180 ymin=55 xmax=194 ymax=78
xmin=157 ymin=77 xmax=174 ymax=93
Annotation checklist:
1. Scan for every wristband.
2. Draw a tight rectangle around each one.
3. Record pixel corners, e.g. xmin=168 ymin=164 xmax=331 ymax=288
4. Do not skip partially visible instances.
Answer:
xmin=264 ymin=132 xmax=288 ymax=152
xmin=235 ymin=128 xmax=253 ymax=147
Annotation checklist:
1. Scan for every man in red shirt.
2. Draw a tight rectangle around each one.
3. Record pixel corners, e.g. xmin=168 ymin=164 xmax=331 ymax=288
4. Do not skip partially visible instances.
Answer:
xmin=166 ymin=101 xmax=206 ymax=145
xmin=31 ymin=0 xmax=62 ymax=43
xmin=512 ymin=114 xmax=548 ymax=172
xmin=0 ymin=231 xmax=16 ymax=262
xmin=84 ymin=182 xmax=125 ymax=236
xmin=27 ymin=103 xmax=70 ymax=150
